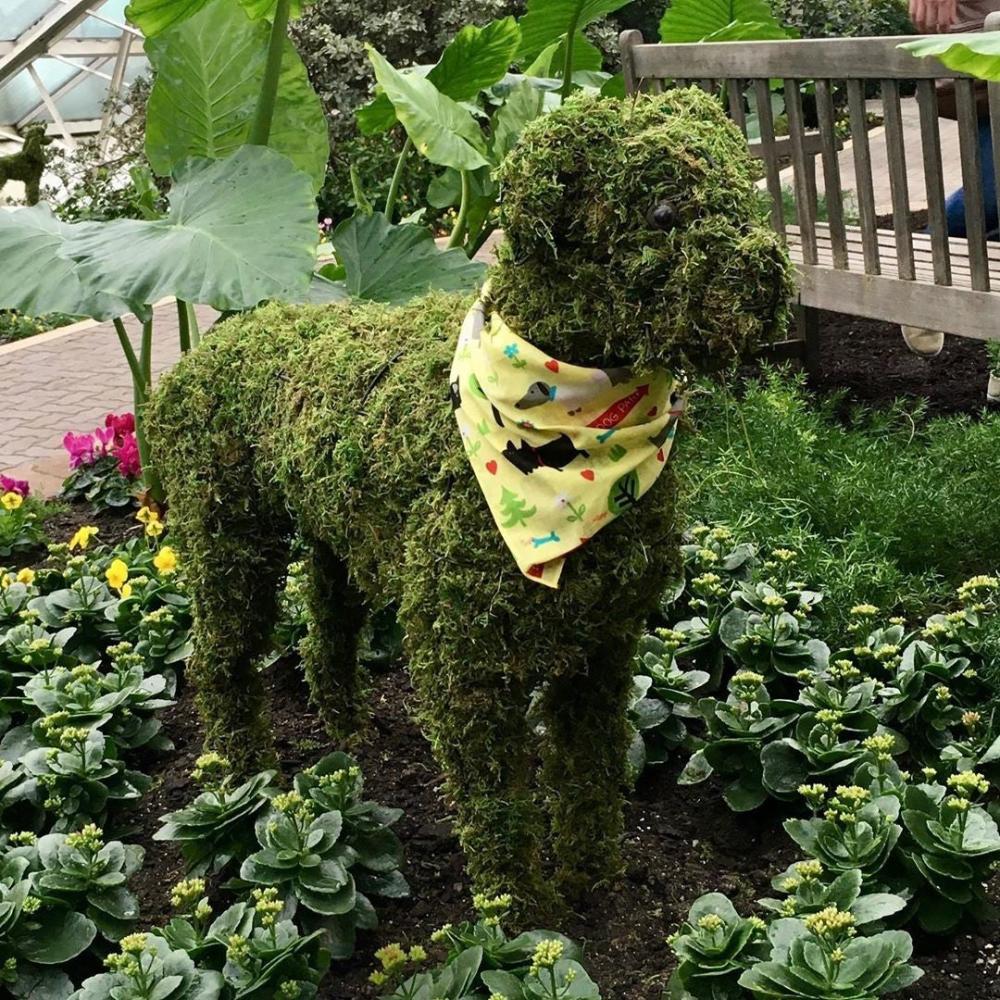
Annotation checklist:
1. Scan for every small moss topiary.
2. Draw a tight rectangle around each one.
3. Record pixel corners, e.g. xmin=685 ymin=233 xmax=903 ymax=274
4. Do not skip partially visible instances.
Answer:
xmin=148 ymin=89 xmax=793 ymax=916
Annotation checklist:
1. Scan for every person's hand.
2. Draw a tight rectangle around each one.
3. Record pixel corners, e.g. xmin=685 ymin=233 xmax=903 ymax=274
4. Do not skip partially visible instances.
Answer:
xmin=910 ymin=0 xmax=958 ymax=32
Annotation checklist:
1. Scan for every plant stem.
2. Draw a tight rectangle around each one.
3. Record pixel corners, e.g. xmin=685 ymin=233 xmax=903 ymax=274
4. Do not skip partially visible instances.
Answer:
xmin=177 ymin=298 xmax=192 ymax=353
xmin=187 ymin=301 xmax=201 ymax=349
xmin=447 ymin=170 xmax=472 ymax=251
xmin=113 ymin=318 xmax=145 ymax=399
xmin=136 ymin=318 xmax=164 ymax=501
xmin=559 ymin=20 xmax=581 ymax=103
xmin=249 ymin=0 xmax=292 ymax=146
xmin=383 ymin=135 xmax=413 ymax=221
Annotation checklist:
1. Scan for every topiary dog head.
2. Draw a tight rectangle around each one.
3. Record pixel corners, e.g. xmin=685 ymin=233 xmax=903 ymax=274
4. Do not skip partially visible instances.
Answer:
xmin=488 ymin=89 xmax=794 ymax=374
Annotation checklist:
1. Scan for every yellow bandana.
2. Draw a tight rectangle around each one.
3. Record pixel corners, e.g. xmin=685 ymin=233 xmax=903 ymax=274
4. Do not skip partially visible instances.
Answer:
xmin=451 ymin=290 xmax=682 ymax=588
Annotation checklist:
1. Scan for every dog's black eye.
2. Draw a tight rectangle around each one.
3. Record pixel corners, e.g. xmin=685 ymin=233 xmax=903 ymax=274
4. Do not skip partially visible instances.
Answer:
xmin=647 ymin=202 xmax=678 ymax=232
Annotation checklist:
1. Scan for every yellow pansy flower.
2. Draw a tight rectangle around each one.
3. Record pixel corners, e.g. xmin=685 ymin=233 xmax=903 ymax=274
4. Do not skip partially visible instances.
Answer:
xmin=106 ymin=559 xmax=129 ymax=592
xmin=120 ymin=583 xmax=133 ymax=598
xmin=16 ymin=568 xmax=35 ymax=585
xmin=1 ymin=492 xmax=23 ymax=511
xmin=145 ymin=519 xmax=165 ymax=538
xmin=154 ymin=546 xmax=178 ymax=575
xmin=136 ymin=506 xmax=155 ymax=524
xmin=69 ymin=526 xmax=99 ymax=550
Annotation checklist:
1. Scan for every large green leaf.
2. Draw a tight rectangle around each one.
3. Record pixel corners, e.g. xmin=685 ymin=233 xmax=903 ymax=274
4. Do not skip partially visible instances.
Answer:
xmin=366 ymin=47 xmax=489 ymax=170
xmin=328 ymin=212 xmax=484 ymax=304
xmin=125 ymin=0 xmax=300 ymax=35
xmin=0 ymin=206 xmax=127 ymax=320
xmin=901 ymin=32 xmax=1000 ymax=81
xmin=517 ymin=0 xmax=632 ymax=63
xmin=659 ymin=0 xmax=792 ymax=42
xmin=358 ymin=17 xmax=521 ymax=136
xmin=68 ymin=146 xmax=316 ymax=315
xmin=145 ymin=0 xmax=327 ymax=190
xmin=433 ymin=17 xmax=521 ymax=99
xmin=523 ymin=31 xmax=603 ymax=77
xmin=491 ymin=79 xmax=546 ymax=161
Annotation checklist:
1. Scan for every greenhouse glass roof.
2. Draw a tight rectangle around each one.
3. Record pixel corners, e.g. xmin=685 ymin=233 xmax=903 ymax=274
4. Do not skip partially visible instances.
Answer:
xmin=0 ymin=0 xmax=147 ymax=141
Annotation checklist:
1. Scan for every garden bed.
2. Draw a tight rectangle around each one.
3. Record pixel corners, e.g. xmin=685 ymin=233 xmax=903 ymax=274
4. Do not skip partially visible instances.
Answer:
xmin=129 ymin=666 xmax=1000 ymax=1000
xmin=11 ymin=501 xmax=1000 ymax=1000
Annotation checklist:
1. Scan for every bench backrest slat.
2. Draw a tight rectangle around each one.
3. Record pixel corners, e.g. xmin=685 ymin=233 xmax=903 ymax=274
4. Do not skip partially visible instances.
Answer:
xmin=753 ymin=77 xmax=785 ymax=236
xmin=915 ymin=78 xmax=953 ymax=285
xmin=784 ymin=77 xmax=818 ymax=263
xmin=727 ymin=79 xmax=748 ymax=136
xmin=815 ymin=79 xmax=849 ymax=268
xmin=955 ymin=79 xmax=991 ymax=289
xmin=882 ymin=79 xmax=915 ymax=280
xmin=846 ymin=78 xmax=881 ymax=275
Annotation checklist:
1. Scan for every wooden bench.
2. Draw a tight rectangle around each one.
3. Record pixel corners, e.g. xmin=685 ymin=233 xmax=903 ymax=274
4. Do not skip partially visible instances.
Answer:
xmin=619 ymin=23 xmax=1000 ymax=357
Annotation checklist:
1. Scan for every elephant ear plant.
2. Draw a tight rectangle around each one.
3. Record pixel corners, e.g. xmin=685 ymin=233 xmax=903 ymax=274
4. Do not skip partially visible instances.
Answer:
xmin=357 ymin=0 xmax=635 ymax=258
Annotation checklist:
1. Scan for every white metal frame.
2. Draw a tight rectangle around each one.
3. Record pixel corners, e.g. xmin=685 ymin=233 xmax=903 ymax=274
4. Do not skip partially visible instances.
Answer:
xmin=0 ymin=0 xmax=145 ymax=142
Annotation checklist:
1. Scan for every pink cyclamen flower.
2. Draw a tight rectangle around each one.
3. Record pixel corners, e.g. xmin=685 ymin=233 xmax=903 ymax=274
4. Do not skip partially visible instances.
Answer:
xmin=116 ymin=433 xmax=142 ymax=479
xmin=0 ymin=475 xmax=29 ymax=497
xmin=63 ymin=431 xmax=96 ymax=469
xmin=105 ymin=412 xmax=135 ymax=443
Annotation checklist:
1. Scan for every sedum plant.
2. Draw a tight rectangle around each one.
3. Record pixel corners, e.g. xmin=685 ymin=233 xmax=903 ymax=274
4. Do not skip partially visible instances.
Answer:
xmin=738 ymin=907 xmax=922 ymax=998
xmin=679 ymin=670 xmax=795 ymax=811
xmin=378 ymin=894 xmax=597 ymax=999
xmin=20 ymin=725 xmax=150 ymax=831
xmin=154 ymin=753 xmax=277 ymax=876
xmin=28 ymin=824 xmax=143 ymax=941
xmin=71 ymin=931 xmax=223 ymax=1000
xmin=666 ymin=892 xmax=769 ymax=999
xmin=161 ymin=882 xmax=330 ymax=997
xmin=293 ymin=751 xmax=408 ymax=900
xmin=630 ymin=632 xmax=709 ymax=771
xmin=784 ymin=784 xmax=902 ymax=880
xmin=899 ymin=772 xmax=1000 ymax=932
xmin=758 ymin=862 xmax=905 ymax=926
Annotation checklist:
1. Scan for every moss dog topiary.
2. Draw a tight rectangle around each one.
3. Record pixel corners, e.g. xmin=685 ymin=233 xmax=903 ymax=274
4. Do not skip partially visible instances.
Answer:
xmin=0 ymin=123 xmax=53 ymax=206
xmin=149 ymin=90 xmax=794 ymax=914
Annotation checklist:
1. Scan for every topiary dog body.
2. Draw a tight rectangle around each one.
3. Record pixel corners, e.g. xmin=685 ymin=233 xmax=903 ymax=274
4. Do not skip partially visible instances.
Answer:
xmin=150 ymin=91 xmax=793 ymax=912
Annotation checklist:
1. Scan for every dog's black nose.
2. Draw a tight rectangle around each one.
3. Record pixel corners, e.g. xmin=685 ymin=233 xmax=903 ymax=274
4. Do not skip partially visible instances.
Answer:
xmin=648 ymin=202 xmax=677 ymax=232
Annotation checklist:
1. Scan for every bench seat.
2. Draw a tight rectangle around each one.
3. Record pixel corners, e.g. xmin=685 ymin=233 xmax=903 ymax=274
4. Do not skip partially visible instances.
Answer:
xmin=786 ymin=222 xmax=1000 ymax=341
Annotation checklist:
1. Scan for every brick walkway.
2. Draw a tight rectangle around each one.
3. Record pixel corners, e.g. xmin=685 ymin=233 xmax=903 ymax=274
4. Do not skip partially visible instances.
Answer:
xmin=0 ymin=303 xmax=215 ymax=494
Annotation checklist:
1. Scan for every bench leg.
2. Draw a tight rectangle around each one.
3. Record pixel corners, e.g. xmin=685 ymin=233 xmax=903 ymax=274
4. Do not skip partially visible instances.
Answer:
xmin=796 ymin=304 xmax=821 ymax=374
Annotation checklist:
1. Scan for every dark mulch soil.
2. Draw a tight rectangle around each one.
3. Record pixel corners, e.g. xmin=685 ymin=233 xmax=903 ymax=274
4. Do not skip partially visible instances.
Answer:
xmin=118 ymin=663 xmax=1000 ymax=999
xmin=800 ymin=208 xmax=998 ymax=419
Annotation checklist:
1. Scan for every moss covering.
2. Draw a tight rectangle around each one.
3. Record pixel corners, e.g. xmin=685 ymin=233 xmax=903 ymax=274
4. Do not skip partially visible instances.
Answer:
xmin=148 ymin=90 xmax=792 ymax=916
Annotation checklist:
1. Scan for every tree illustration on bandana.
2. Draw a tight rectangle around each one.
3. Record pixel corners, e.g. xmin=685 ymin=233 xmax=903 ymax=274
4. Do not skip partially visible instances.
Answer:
xmin=499 ymin=487 xmax=536 ymax=528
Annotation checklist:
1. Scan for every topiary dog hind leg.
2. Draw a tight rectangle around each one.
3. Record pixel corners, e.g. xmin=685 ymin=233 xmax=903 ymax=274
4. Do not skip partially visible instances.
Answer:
xmin=299 ymin=535 xmax=369 ymax=741
xmin=182 ymin=494 xmax=291 ymax=772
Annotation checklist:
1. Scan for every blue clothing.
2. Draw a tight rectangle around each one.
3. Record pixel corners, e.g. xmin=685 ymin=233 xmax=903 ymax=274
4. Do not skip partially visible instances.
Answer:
xmin=943 ymin=120 xmax=999 ymax=240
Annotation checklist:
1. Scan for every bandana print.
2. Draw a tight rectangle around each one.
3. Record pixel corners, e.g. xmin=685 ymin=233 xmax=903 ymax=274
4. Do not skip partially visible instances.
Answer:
xmin=450 ymin=288 xmax=683 ymax=588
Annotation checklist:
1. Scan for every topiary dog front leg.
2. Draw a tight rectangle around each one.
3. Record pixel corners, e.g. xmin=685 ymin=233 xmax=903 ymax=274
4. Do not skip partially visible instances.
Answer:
xmin=406 ymin=641 xmax=558 ymax=918
xmin=538 ymin=642 xmax=636 ymax=902
xmin=299 ymin=535 xmax=369 ymax=741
